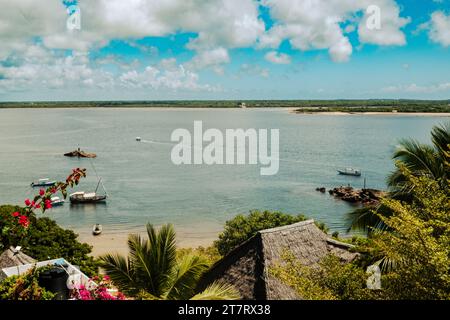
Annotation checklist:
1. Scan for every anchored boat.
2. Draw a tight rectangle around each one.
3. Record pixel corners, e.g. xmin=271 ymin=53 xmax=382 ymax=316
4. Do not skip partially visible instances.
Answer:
xmin=51 ymin=196 xmax=65 ymax=207
xmin=31 ymin=178 xmax=56 ymax=188
xmin=70 ymin=179 xmax=107 ymax=204
xmin=337 ymin=168 xmax=362 ymax=177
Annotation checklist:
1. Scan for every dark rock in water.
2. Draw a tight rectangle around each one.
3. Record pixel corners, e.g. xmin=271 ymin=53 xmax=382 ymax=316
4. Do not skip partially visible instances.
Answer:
xmin=64 ymin=149 xmax=97 ymax=158
xmin=329 ymin=186 xmax=386 ymax=205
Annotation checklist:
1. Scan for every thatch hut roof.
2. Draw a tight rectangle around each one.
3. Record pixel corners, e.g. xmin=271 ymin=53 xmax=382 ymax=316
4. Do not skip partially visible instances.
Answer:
xmin=0 ymin=247 xmax=36 ymax=269
xmin=198 ymin=220 xmax=358 ymax=300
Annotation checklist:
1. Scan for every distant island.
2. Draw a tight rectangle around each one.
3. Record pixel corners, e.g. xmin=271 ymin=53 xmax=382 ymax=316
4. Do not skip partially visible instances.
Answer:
xmin=0 ymin=100 xmax=449 ymax=113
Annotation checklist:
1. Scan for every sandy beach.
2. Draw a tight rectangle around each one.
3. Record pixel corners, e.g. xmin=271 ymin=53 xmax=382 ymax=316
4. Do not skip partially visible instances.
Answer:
xmin=77 ymin=226 xmax=220 ymax=257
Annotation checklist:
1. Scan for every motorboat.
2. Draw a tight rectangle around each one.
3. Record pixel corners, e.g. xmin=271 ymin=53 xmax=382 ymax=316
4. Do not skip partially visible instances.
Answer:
xmin=31 ymin=178 xmax=57 ymax=188
xmin=337 ymin=168 xmax=362 ymax=177
xmin=51 ymin=196 xmax=65 ymax=207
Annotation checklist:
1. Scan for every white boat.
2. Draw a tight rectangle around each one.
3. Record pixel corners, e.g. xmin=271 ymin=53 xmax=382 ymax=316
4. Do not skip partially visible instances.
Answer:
xmin=92 ymin=224 xmax=102 ymax=236
xmin=51 ymin=196 xmax=65 ymax=207
xmin=337 ymin=168 xmax=362 ymax=177
xmin=70 ymin=179 xmax=107 ymax=204
xmin=70 ymin=192 xmax=107 ymax=204
xmin=31 ymin=178 xmax=56 ymax=188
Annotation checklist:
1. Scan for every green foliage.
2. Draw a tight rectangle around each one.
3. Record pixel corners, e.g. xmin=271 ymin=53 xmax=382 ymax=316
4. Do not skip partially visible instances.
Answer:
xmin=100 ymin=223 xmax=239 ymax=300
xmin=177 ymin=246 xmax=222 ymax=266
xmin=0 ymin=267 xmax=55 ymax=300
xmin=214 ymin=210 xmax=317 ymax=256
xmin=371 ymin=167 xmax=450 ymax=300
xmin=0 ymin=205 xmax=98 ymax=276
xmin=271 ymin=252 xmax=377 ymax=300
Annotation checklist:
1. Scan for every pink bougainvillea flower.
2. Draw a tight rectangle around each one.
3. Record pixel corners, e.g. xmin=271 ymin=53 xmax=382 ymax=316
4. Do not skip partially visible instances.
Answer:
xmin=39 ymin=189 xmax=45 ymax=196
xmin=103 ymin=275 xmax=110 ymax=281
xmin=35 ymin=203 xmax=41 ymax=209
xmin=51 ymin=188 xmax=57 ymax=194
xmin=12 ymin=212 xmax=20 ymax=217
xmin=24 ymin=199 xmax=31 ymax=206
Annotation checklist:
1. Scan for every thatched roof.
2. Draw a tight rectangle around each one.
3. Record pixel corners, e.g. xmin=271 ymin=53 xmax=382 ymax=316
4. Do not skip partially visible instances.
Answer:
xmin=0 ymin=247 xmax=36 ymax=269
xmin=198 ymin=220 xmax=358 ymax=300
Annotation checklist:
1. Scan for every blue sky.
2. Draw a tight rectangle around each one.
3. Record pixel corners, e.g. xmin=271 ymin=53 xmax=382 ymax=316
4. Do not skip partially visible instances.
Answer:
xmin=0 ymin=0 xmax=449 ymax=101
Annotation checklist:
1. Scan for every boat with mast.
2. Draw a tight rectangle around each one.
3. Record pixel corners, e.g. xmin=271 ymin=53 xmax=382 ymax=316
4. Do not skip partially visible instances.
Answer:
xmin=69 ymin=178 xmax=108 ymax=204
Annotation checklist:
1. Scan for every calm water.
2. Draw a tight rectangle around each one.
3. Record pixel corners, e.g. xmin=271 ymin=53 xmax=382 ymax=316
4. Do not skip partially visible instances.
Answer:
xmin=0 ymin=108 xmax=446 ymax=240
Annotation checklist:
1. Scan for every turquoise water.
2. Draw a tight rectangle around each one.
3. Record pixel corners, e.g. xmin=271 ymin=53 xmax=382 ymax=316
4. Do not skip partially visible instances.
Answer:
xmin=0 ymin=108 xmax=446 ymax=240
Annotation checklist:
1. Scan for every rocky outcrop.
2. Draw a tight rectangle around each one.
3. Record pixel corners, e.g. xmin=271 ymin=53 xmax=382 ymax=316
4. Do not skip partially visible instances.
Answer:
xmin=64 ymin=149 xmax=97 ymax=158
xmin=328 ymin=186 xmax=385 ymax=205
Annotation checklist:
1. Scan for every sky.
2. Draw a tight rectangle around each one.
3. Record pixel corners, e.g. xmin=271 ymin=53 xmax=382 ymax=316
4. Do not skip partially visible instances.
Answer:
xmin=0 ymin=0 xmax=449 ymax=101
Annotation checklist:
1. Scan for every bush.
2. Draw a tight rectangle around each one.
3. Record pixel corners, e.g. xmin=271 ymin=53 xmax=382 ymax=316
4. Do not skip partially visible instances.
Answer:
xmin=0 ymin=267 xmax=55 ymax=300
xmin=0 ymin=205 xmax=98 ymax=276
xmin=271 ymin=252 xmax=378 ymax=300
xmin=214 ymin=210 xmax=319 ymax=256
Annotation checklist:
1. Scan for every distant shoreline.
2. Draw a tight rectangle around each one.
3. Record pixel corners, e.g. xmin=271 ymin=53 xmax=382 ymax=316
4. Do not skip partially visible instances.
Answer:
xmin=291 ymin=110 xmax=450 ymax=117
xmin=0 ymin=99 xmax=449 ymax=113
xmin=0 ymin=105 xmax=449 ymax=116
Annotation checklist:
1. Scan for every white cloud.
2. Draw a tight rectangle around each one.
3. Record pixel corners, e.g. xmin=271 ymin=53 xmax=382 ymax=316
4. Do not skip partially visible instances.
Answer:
xmin=265 ymin=51 xmax=291 ymax=64
xmin=259 ymin=0 xmax=409 ymax=62
xmin=186 ymin=47 xmax=230 ymax=74
xmin=428 ymin=11 xmax=450 ymax=47
xmin=119 ymin=64 xmax=219 ymax=92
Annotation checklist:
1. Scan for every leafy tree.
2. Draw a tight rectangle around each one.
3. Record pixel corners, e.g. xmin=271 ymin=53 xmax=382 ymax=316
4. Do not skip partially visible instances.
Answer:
xmin=214 ymin=210 xmax=323 ymax=256
xmin=370 ymin=166 xmax=450 ymax=299
xmin=271 ymin=253 xmax=377 ymax=300
xmin=99 ymin=223 xmax=239 ymax=300
xmin=0 ymin=205 xmax=98 ymax=276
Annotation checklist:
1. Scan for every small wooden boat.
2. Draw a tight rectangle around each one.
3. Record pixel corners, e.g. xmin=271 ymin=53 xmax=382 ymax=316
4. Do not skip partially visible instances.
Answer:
xmin=51 ymin=196 xmax=65 ymax=207
xmin=31 ymin=178 xmax=57 ymax=188
xmin=136 ymin=137 xmax=142 ymax=142
xmin=92 ymin=224 xmax=102 ymax=236
xmin=70 ymin=192 xmax=107 ymax=204
xmin=69 ymin=179 xmax=107 ymax=204
xmin=338 ymin=168 xmax=362 ymax=177
xmin=64 ymin=148 xmax=97 ymax=158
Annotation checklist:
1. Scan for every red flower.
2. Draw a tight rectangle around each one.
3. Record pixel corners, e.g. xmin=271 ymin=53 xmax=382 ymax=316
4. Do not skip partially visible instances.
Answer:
xmin=35 ymin=203 xmax=41 ymax=209
xmin=24 ymin=199 xmax=31 ymax=206
xmin=39 ymin=189 xmax=45 ymax=196
xmin=12 ymin=212 xmax=20 ymax=217
xmin=50 ymin=188 xmax=57 ymax=194
xmin=18 ymin=215 xmax=30 ymax=228
xmin=44 ymin=199 xmax=52 ymax=210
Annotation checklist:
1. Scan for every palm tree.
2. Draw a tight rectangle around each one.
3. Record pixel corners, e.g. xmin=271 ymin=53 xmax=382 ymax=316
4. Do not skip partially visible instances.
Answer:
xmin=350 ymin=122 xmax=450 ymax=233
xmin=99 ymin=223 xmax=239 ymax=300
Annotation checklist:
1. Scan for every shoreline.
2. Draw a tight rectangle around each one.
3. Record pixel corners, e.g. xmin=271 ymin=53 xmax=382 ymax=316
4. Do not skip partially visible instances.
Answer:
xmin=0 ymin=106 xmax=448 ymax=116
xmin=77 ymin=226 xmax=220 ymax=257
xmin=290 ymin=110 xmax=450 ymax=117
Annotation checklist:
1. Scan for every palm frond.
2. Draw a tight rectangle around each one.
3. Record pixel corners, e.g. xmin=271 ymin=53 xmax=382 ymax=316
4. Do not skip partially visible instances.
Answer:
xmin=165 ymin=254 xmax=209 ymax=300
xmin=431 ymin=122 xmax=450 ymax=156
xmin=191 ymin=282 xmax=240 ymax=300
xmin=99 ymin=253 xmax=138 ymax=295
